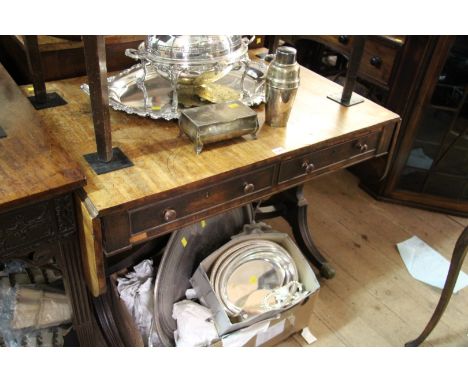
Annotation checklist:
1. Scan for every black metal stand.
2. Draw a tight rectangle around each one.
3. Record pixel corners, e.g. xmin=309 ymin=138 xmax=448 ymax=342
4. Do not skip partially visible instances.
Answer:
xmin=84 ymin=147 xmax=133 ymax=175
xmin=28 ymin=92 xmax=67 ymax=110
xmin=327 ymin=36 xmax=366 ymax=107
xmin=265 ymin=35 xmax=281 ymax=54
xmin=82 ymin=35 xmax=133 ymax=173
xmin=24 ymin=36 xmax=67 ymax=110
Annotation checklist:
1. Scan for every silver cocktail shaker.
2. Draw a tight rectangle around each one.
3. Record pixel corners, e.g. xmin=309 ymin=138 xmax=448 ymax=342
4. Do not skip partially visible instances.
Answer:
xmin=265 ymin=46 xmax=300 ymax=127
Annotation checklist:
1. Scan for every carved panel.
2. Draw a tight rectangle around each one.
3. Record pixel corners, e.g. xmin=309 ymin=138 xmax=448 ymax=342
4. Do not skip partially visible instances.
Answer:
xmin=1 ymin=240 xmax=58 ymax=267
xmin=54 ymin=194 xmax=76 ymax=234
xmin=0 ymin=193 xmax=100 ymax=345
xmin=0 ymin=201 xmax=56 ymax=256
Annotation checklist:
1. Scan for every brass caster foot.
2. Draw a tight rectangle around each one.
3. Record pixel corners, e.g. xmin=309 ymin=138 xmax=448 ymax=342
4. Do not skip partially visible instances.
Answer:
xmin=320 ymin=263 xmax=336 ymax=279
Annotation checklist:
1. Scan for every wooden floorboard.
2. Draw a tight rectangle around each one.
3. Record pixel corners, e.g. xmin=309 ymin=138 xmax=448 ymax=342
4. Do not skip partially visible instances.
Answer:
xmin=274 ymin=170 xmax=467 ymax=347
xmin=448 ymin=215 xmax=468 ymax=227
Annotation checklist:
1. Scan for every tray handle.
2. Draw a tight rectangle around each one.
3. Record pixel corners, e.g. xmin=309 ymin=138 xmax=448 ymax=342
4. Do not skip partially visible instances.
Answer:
xmin=125 ymin=48 xmax=142 ymax=60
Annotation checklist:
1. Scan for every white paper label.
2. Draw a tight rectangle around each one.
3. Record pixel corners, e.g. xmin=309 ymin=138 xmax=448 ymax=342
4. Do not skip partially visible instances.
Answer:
xmin=397 ymin=236 xmax=468 ymax=293
xmin=301 ymin=327 xmax=317 ymax=345
xmin=272 ymin=147 xmax=286 ymax=155
xmin=255 ymin=319 xmax=286 ymax=346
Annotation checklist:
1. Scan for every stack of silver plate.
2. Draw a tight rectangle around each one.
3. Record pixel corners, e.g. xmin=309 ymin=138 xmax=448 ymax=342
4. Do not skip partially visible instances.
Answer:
xmin=209 ymin=239 xmax=298 ymax=319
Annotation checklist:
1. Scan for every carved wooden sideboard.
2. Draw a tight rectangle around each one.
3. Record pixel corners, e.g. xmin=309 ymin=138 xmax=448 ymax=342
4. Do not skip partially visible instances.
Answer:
xmin=0 ymin=63 xmax=102 ymax=346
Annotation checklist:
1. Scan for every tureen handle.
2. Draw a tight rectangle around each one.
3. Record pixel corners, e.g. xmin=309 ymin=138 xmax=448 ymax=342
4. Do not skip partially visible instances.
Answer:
xmin=242 ymin=35 xmax=256 ymax=45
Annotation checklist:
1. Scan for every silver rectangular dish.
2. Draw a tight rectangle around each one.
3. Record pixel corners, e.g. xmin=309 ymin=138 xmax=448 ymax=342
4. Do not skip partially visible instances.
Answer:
xmin=179 ymin=101 xmax=259 ymax=154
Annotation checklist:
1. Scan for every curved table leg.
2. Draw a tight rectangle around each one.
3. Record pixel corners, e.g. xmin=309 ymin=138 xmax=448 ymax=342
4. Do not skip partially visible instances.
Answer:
xmin=257 ymin=185 xmax=336 ymax=279
xmin=282 ymin=186 xmax=336 ymax=279
xmin=405 ymin=226 xmax=468 ymax=347
xmin=93 ymin=278 xmax=126 ymax=347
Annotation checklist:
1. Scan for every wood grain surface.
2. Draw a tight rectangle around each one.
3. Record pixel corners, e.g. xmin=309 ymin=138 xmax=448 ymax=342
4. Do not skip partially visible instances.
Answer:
xmin=27 ymin=54 xmax=399 ymax=216
xmin=15 ymin=35 xmax=145 ymax=52
xmin=76 ymin=193 xmax=106 ymax=296
xmin=0 ymin=64 xmax=85 ymax=213
xmin=273 ymin=170 xmax=468 ymax=346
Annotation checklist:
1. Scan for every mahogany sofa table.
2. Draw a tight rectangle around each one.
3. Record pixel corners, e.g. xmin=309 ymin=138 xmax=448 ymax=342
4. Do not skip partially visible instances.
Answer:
xmin=28 ymin=63 xmax=400 ymax=345
xmin=0 ymin=64 xmax=101 ymax=346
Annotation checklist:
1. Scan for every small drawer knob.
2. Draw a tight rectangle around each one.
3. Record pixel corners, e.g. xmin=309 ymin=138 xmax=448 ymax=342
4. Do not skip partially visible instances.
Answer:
xmin=302 ymin=160 xmax=315 ymax=174
xmin=243 ymin=182 xmax=255 ymax=193
xmin=338 ymin=35 xmax=349 ymax=45
xmin=163 ymin=208 xmax=177 ymax=222
xmin=370 ymin=56 xmax=382 ymax=68
xmin=356 ymin=143 xmax=368 ymax=153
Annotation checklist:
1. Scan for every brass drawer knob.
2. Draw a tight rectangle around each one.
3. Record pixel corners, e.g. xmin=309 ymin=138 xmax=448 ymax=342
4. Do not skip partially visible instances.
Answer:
xmin=163 ymin=208 xmax=177 ymax=222
xmin=370 ymin=56 xmax=382 ymax=68
xmin=356 ymin=142 xmax=368 ymax=152
xmin=302 ymin=160 xmax=315 ymax=174
xmin=243 ymin=182 xmax=255 ymax=193
xmin=338 ymin=35 xmax=349 ymax=45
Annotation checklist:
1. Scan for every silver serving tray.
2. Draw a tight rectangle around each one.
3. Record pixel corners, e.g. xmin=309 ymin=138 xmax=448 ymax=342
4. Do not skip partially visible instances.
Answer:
xmin=81 ymin=61 xmax=266 ymax=121
xmin=209 ymin=239 xmax=298 ymax=318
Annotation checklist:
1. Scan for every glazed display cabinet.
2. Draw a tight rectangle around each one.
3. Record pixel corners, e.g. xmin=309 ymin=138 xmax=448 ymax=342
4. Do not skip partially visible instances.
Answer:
xmin=288 ymin=35 xmax=468 ymax=216
xmin=387 ymin=36 xmax=468 ymax=214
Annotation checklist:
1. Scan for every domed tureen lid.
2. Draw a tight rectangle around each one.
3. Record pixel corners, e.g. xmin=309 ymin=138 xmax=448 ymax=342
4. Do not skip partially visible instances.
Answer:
xmin=137 ymin=35 xmax=249 ymax=65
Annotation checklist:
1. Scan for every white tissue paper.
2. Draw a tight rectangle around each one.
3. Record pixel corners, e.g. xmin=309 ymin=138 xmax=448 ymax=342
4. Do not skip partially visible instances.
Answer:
xmin=397 ymin=236 xmax=468 ymax=293
xmin=117 ymin=259 xmax=155 ymax=345
xmin=185 ymin=288 xmax=197 ymax=300
xmin=172 ymin=300 xmax=219 ymax=347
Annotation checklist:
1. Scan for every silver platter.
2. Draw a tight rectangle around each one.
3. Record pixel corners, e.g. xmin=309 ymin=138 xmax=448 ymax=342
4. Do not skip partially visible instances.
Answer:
xmin=209 ymin=239 xmax=298 ymax=319
xmin=81 ymin=61 xmax=266 ymax=121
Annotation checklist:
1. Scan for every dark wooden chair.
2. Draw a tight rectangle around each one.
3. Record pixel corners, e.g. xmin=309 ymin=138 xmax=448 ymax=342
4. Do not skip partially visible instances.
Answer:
xmin=405 ymin=226 xmax=468 ymax=346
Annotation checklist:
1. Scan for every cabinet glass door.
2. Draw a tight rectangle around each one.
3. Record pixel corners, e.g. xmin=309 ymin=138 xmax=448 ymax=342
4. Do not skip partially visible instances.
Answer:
xmin=398 ymin=36 xmax=468 ymax=200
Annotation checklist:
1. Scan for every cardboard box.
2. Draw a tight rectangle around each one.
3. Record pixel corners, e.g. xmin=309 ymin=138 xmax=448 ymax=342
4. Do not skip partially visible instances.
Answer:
xmin=190 ymin=228 xmax=320 ymax=346
xmin=210 ymin=288 xmax=319 ymax=347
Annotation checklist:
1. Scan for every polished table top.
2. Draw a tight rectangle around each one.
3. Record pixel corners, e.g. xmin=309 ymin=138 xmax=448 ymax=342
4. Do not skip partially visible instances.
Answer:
xmin=23 ymin=59 xmax=399 ymax=216
xmin=0 ymin=64 xmax=85 ymax=213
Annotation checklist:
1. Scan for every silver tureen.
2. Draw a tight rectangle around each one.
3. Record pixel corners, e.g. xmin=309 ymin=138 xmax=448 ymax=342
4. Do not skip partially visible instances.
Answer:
xmin=125 ymin=35 xmax=254 ymax=118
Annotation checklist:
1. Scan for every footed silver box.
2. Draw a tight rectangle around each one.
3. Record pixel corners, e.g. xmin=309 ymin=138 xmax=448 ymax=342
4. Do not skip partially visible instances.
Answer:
xmin=178 ymin=101 xmax=259 ymax=154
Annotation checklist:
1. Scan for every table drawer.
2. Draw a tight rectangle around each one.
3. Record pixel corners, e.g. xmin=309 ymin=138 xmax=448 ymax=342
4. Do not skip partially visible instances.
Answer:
xmin=129 ymin=165 xmax=276 ymax=235
xmin=278 ymin=131 xmax=382 ymax=184
xmin=360 ymin=38 xmax=399 ymax=87
xmin=311 ymin=36 xmax=400 ymax=87
xmin=315 ymin=35 xmax=354 ymax=56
